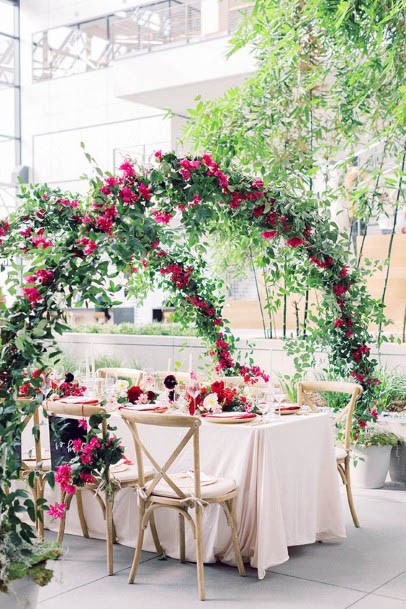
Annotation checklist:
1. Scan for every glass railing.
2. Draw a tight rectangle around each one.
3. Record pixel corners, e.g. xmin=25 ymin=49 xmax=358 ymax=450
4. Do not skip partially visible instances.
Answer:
xmin=32 ymin=0 xmax=252 ymax=81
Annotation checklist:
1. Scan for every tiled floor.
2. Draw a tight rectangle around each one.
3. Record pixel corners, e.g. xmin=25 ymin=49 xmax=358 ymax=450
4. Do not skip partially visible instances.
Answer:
xmin=38 ymin=485 xmax=406 ymax=609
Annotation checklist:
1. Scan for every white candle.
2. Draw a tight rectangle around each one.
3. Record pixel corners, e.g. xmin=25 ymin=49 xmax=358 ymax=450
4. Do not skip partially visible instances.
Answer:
xmin=85 ymin=352 xmax=90 ymax=379
xmin=91 ymin=348 xmax=96 ymax=378
xmin=188 ymin=353 xmax=193 ymax=373
xmin=167 ymin=358 xmax=172 ymax=372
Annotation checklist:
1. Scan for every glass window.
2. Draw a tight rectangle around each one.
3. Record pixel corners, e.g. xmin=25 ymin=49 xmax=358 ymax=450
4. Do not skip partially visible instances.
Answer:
xmin=0 ymin=86 xmax=15 ymax=136
xmin=0 ymin=1 xmax=15 ymax=37
xmin=0 ymin=137 xmax=17 ymax=185
xmin=0 ymin=33 xmax=16 ymax=87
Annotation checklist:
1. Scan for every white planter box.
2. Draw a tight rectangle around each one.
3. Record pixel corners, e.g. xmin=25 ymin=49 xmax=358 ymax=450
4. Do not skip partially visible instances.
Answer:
xmin=0 ymin=577 xmax=39 ymax=609
xmin=352 ymin=445 xmax=392 ymax=489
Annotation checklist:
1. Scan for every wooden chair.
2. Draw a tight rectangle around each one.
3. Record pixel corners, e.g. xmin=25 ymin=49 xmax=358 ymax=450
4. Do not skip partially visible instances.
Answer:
xmin=121 ymin=410 xmax=246 ymax=601
xmin=43 ymin=400 xmax=157 ymax=575
xmin=18 ymin=397 xmax=51 ymax=541
xmin=297 ymin=381 xmax=363 ymax=528
xmin=96 ymin=367 xmax=143 ymax=385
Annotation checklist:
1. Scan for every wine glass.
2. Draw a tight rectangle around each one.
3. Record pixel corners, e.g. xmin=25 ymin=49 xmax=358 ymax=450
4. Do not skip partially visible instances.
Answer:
xmin=268 ymin=384 xmax=277 ymax=418
xmin=186 ymin=376 xmax=201 ymax=415
xmin=142 ymin=368 xmax=155 ymax=391
xmin=40 ymin=374 xmax=52 ymax=400
xmin=104 ymin=372 xmax=117 ymax=398
xmin=274 ymin=392 xmax=286 ymax=417
xmin=255 ymin=391 xmax=269 ymax=423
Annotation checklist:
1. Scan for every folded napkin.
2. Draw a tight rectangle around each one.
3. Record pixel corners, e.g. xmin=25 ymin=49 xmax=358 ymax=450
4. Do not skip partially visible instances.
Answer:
xmin=204 ymin=412 xmax=256 ymax=420
xmin=275 ymin=404 xmax=300 ymax=411
xmin=59 ymin=397 xmax=99 ymax=405
xmin=121 ymin=404 xmax=167 ymax=412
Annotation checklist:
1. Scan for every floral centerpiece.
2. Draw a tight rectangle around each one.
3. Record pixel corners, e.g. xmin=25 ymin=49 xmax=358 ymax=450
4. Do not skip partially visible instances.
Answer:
xmin=189 ymin=380 xmax=253 ymax=414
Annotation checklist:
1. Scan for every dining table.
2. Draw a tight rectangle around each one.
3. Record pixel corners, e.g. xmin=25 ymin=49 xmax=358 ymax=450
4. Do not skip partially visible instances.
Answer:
xmin=36 ymin=408 xmax=346 ymax=579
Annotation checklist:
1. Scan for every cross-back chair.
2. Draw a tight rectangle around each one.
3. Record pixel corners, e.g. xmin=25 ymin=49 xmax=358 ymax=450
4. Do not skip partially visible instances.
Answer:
xmin=96 ymin=367 xmax=143 ymax=385
xmin=297 ymin=381 xmax=363 ymax=527
xmin=121 ymin=410 xmax=246 ymax=601
xmin=18 ymin=397 xmax=51 ymax=540
xmin=44 ymin=400 xmax=157 ymax=575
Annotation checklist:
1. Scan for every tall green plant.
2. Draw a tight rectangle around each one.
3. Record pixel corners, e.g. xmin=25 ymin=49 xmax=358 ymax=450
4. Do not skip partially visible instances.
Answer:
xmin=185 ymin=0 xmax=405 ymax=342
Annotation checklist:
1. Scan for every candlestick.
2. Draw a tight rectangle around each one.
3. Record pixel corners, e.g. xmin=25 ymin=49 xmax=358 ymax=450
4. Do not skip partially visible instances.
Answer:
xmin=167 ymin=357 xmax=172 ymax=372
xmin=188 ymin=353 xmax=193 ymax=373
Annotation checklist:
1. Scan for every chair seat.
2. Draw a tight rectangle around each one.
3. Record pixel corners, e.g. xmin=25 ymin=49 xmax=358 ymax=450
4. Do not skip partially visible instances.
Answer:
xmin=335 ymin=447 xmax=348 ymax=461
xmin=110 ymin=465 xmax=145 ymax=484
xmin=153 ymin=474 xmax=237 ymax=500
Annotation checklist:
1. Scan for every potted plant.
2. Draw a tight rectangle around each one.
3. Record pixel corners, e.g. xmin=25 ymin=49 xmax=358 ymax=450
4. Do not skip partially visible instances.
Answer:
xmin=352 ymin=423 xmax=400 ymax=489
xmin=0 ymin=532 xmax=60 ymax=609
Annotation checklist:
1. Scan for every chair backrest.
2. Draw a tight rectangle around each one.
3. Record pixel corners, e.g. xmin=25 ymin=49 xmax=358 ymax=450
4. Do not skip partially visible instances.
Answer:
xmin=297 ymin=381 xmax=363 ymax=450
xmin=121 ymin=410 xmax=202 ymax=501
xmin=96 ymin=367 xmax=143 ymax=385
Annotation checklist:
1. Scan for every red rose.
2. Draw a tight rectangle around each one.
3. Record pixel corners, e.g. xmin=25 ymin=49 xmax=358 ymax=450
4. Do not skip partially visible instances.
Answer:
xmin=211 ymin=381 xmax=225 ymax=398
xmin=128 ymin=386 xmax=142 ymax=403
xmin=146 ymin=390 xmax=157 ymax=403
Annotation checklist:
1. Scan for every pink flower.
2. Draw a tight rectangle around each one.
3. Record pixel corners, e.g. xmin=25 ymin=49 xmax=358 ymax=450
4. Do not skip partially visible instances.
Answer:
xmin=252 ymin=179 xmax=264 ymax=189
xmin=120 ymin=186 xmax=138 ymax=204
xmin=76 ymin=238 xmax=97 ymax=256
xmin=22 ymin=286 xmax=42 ymax=305
xmin=72 ymin=438 xmax=83 ymax=453
xmin=339 ymin=267 xmax=349 ymax=278
xmin=152 ymin=210 xmax=173 ymax=224
xmin=55 ymin=464 xmax=72 ymax=487
xmin=96 ymin=215 xmax=113 ymax=234
xmin=333 ymin=283 xmax=349 ymax=296
xmin=179 ymin=168 xmax=191 ymax=180
xmin=139 ymin=183 xmax=151 ymax=201
xmin=31 ymin=229 xmax=53 ymax=249
xmin=154 ymin=150 xmax=163 ymax=161
xmin=36 ymin=269 xmax=53 ymax=285
xmin=100 ymin=185 xmax=111 ymax=196
xmin=334 ymin=318 xmax=345 ymax=328
xmin=119 ymin=160 xmax=136 ymax=178
xmin=261 ymin=231 xmax=278 ymax=239
xmin=191 ymin=194 xmax=202 ymax=206
xmin=20 ymin=227 xmax=32 ymax=237
xmin=88 ymin=436 xmax=100 ymax=450
xmin=286 ymin=237 xmax=305 ymax=248
xmin=48 ymin=503 xmax=66 ymax=520
xmin=78 ymin=418 xmax=88 ymax=431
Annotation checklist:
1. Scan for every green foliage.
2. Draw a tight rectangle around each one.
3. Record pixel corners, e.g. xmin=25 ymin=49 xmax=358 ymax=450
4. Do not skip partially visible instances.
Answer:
xmin=356 ymin=423 xmax=401 ymax=448
xmin=374 ymin=369 xmax=406 ymax=412
xmin=67 ymin=322 xmax=197 ymax=337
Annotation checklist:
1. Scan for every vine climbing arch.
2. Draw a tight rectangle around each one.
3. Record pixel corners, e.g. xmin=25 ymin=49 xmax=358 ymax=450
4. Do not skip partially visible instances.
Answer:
xmin=0 ymin=151 xmax=379 ymax=427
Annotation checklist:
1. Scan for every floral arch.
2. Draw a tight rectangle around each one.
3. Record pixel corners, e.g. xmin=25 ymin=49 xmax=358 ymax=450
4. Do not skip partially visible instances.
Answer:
xmin=0 ymin=151 xmax=379 ymax=435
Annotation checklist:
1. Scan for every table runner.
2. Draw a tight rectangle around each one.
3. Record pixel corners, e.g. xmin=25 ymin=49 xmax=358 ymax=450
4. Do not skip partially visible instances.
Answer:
xmin=40 ymin=412 xmax=346 ymax=579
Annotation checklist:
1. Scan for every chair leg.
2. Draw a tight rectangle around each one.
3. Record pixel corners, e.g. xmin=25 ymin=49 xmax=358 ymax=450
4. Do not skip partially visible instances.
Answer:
xmin=36 ymin=477 xmax=46 ymax=541
xmin=150 ymin=511 xmax=163 ymax=555
xmin=105 ymin=493 xmax=114 ymax=575
xmin=57 ymin=491 xmax=70 ymax=544
xmin=76 ymin=489 xmax=89 ymax=538
xmin=227 ymin=499 xmax=246 ymax=576
xmin=195 ymin=505 xmax=206 ymax=601
xmin=179 ymin=512 xmax=186 ymax=563
xmin=344 ymin=458 xmax=360 ymax=528
xmin=128 ymin=503 xmax=146 ymax=584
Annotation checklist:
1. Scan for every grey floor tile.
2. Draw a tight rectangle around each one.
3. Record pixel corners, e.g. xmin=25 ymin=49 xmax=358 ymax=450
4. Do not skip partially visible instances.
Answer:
xmin=347 ymin=593 xmax=406 ymax=609
xmin=374 ymin=571 xmax=406 ymax=602
xmin=39 ymin=558 xmax=364 ymax=609
xmin=39 ymin=533 xmax=153 ymax=601
xmin=270 ymin=494 xmax=406 ymax=593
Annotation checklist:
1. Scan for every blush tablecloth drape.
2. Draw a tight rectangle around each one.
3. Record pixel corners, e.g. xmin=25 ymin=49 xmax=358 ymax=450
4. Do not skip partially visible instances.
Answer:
xmin=41 ymin=412 xmax=346 ymax=579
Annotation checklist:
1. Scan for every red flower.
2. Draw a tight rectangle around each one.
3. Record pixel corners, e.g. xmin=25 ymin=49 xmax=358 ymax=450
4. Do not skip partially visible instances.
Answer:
xmin=252 ymin=205 xmax=265 ymax=217
xmin=128 ymin=385 xmax=142 ymax=403
xmin=333 ymin=283 xmax=349 ymax=296
xmin=154 ymin=150 xmax=163 ymax=161
xmin=22 ymin=286 xmax=42 ymax=305
xmin=139 ymin=183 xmax=151 ymax=201
xmin=261 ymin=231 xmax=278 ymax=239
xmin=339 ymin=267 xmax=349 ymax=278
xmin=286 ymin=237 xmax=305 ymax=248
xmin=334 ymin=318 xmax=345 ymax=328
xmin=76 ymin=238 xmax=97 ymax=256
xmin=152 ymin=210 xmax=173 ymax=224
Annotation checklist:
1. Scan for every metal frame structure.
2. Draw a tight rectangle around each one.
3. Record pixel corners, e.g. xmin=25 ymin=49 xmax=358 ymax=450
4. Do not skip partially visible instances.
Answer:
xmin=0 ymin=0 xmax=20 ymax=216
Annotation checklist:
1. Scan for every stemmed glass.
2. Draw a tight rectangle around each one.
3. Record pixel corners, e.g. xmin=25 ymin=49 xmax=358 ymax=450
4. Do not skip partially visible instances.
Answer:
xmin=255 ymin=391 xmax=269 ymax=423
xmin=274 ymin=393 xmax=286 ymax=417
xmin=186 ymin=375 xmax=201 ymax=415
xmin=40 ymin=374 xmax=52 ymax=400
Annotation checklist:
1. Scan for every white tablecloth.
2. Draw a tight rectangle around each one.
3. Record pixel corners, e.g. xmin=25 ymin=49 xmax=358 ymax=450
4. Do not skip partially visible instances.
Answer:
xmin=38 ymin=412 xmax=346 ymax=578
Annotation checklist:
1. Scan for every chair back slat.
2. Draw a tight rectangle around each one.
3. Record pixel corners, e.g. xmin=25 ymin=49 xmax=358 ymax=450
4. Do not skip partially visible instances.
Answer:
xmin=96 ymin=368 xmax=143 ymax=385
xmin=121 ymin=411 xmax=201 ymax=499
xmin=296 ymin=381 xmax=363 ymax=450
